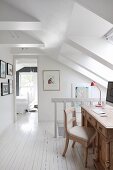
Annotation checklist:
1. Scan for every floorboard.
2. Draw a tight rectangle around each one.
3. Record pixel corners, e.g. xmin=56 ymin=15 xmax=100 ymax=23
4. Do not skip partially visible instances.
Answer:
xmin=0 ymin=112 xmax=95 ymax=170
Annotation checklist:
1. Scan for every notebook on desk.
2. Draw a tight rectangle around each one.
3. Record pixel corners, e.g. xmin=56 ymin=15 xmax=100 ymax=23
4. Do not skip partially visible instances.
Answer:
xmin=92 ymin=108 xmax=105 ymax=114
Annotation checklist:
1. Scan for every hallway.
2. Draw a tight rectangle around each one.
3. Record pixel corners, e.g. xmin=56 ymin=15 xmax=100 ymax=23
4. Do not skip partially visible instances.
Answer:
xmin=0 ymin=112 xmax=95 ymax=170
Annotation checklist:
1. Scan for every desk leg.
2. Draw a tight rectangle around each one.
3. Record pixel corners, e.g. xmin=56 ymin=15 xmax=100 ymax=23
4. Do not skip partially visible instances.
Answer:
xmin=105 ymin=141 xmax=110 ymax=170
xmin=95 ymin=132 xmax=99 ymax=161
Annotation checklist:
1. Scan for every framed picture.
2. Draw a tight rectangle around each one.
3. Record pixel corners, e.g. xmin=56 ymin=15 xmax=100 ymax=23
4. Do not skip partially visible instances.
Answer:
xmin=7 ymin=63 xmax=13 ymax=75
xmin=43 ymin=70 xmax=60 ymax=91
xmin=1 ymin=82 xmax=8 ymax=96
xmin=8 ymin=79 xmax=13 ymax=94
xmin=0 ymin=60 xmax=6 ymax=78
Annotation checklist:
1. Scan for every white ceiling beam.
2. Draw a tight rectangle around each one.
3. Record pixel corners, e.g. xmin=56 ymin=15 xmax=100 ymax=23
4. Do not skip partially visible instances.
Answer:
xmin=0 ymin=31 xmax=44 ymax=48
xmin=61 ymin=43 xmax=113 ymax=81
xmin=66 ymin=38 xmax=113 ymax=70
xmin=74 ymin=0 xmax=113 ymax=24
xmin=11 ymin=48 xmax=44 ymax=55
xmin=14 ymin=55 xmax=39 ymax=59
xmin=0 ymin=1 xmax=41 ymax=30
xmin=0 ymin=22 xmax=41 ymax=31
xmin=58 ymin=55 xmax=107 ymax=88
xmin=61 ymin=53 xmax=108 ymax=82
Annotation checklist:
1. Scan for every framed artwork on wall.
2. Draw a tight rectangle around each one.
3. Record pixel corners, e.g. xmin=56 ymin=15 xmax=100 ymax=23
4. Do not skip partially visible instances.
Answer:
xmin=43 ymin=70 xmax=60 ymax=91
xmin=75 ymin=87 xmax=89 ymax=98
xmin=8 ymin=79 xmax=13 ymax=94
xmin=7 ymin=63 xmax=13 ymax=75
xmin=1 ymin=82 xmax=8 ymax=96
xmin=0 ymin=60 xmax=6 ymax=78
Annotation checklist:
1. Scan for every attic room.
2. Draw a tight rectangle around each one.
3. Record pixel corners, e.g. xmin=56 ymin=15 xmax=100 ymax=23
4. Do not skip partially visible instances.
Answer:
xmin=0 ymin=0 xmax=113 ymax=169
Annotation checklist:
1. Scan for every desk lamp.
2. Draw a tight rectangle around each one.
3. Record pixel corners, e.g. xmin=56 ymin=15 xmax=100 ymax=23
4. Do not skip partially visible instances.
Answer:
xmin=91 ymin=81 xmax=102 ymax=107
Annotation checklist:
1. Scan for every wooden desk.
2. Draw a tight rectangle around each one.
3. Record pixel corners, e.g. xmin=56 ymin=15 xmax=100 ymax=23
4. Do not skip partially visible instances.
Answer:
xmin=81 ymin=105 xmax=113 ymax=170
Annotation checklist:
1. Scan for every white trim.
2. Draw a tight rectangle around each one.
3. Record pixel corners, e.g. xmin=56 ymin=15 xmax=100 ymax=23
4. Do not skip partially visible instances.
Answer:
xmin=13 ymin=56 xmax=39 ymax=121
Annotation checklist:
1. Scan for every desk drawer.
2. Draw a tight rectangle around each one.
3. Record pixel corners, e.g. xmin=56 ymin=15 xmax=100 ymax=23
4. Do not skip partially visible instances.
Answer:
xmin=97 ymin=122 xmax=107 ymax=137
xmin=87 ymin=114 xmax=96 ymax=128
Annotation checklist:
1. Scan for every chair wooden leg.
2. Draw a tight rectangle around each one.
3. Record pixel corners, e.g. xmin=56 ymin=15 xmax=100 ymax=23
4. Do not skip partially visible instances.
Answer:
xmin=62 ymin=137 xmax=69 ymax=157
xmin=72 ymin=141 xmax=75 ymax=148
xmin=84 ymin=147 xmax=88 ymax=168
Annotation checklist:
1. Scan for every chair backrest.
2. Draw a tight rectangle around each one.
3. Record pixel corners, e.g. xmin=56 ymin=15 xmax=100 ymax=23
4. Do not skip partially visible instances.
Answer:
xmin=64 ymin=107 xmax=77 ymax=134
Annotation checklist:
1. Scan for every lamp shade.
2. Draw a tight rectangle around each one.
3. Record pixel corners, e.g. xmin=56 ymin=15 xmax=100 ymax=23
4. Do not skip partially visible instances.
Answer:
xmin=91 ymin=81 xmax=96 ymax=86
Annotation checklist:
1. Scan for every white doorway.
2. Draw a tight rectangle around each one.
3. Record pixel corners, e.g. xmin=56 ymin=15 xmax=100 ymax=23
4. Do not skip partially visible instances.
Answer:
xmin=14 ymin=57 xmax=38 ymax=122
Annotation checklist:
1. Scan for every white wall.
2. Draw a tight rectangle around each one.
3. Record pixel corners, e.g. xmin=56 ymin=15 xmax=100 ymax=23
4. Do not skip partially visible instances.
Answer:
xmin=38 ymin=56 xmax=106 ymax=122
xmin=0 ymin=47 xmax=14 ymax=135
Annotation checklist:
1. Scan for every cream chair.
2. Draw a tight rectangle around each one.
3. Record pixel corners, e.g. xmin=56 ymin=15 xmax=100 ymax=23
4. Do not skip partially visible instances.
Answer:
xmin=62 ymin=107 xmax=96 ymax=167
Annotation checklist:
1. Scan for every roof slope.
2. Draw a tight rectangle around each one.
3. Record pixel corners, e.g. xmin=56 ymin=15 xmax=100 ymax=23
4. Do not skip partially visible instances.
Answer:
xmin=1 ymin=0 xmax=113 ymax=87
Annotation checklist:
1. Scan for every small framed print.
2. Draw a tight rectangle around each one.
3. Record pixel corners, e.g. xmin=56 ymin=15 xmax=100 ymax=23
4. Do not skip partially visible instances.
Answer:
xmin=7 ymin=63 xmax=13 ymax=75
xmin=43 ymin=70 xmax=60 ymax=91
xmin=8 ymin=79 xmax=13 ymax=94
xmin=1 ymin=82 xmax=8 ymax=96
xmin=0 ymin=60 xmax=6 ymax=78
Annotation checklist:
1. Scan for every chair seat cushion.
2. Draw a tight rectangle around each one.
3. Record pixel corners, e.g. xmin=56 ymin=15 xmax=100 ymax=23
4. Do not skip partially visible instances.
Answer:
xmin=68 ymin=126 xmax=95 ymax=141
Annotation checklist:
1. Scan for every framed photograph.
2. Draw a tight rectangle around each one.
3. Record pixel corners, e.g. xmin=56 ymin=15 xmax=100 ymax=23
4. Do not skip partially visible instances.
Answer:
xmin=8 ymin=79 xmax=13 ymax=94
xmin=1 ymin=82 xmax=8 ymax=96
xmin=43 ymin=70 xmax=60 ymax=91
xmin=7 ymin=63 xmax=13 ymax=75
xmin=0 ymin=60 xmax=6 ymax=78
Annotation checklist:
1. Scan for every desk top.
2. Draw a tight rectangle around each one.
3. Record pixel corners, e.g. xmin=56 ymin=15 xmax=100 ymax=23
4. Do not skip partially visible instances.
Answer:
xmin=81 ymin=105 xmax=113 ymax=128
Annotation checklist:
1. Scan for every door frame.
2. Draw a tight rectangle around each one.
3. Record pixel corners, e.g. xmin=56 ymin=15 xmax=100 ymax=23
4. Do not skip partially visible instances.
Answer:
xmin=13 ymin=56 xmax=39 ymax=122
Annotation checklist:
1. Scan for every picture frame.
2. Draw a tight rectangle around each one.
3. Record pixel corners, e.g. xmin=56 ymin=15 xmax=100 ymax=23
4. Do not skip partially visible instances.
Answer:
xmin=1 ymin=82 xmax=8 ymax=96
xmin=0 ymin=60 xmax=6 ymax=78
xmin=8 ymin=79 xmax=13 ymax=94
xmin=43 ymin=70 xmax=60 ymax=91
xmin=7 ymin=63 xmax=13 ymax=75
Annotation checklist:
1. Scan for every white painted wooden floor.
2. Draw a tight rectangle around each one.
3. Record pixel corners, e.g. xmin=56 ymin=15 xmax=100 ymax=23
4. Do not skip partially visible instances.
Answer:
xmin=0 ymin=112 xmax=95 ymax=170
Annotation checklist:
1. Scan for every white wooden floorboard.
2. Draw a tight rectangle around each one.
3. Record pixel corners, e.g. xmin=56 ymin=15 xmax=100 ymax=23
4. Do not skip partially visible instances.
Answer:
xmin=0 ymin=112 xmax=95 ymax=170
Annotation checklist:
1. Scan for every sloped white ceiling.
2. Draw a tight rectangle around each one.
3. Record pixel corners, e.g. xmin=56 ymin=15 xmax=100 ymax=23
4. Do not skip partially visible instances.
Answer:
xmin=75 ymin=0 xmax=113 ymax=24
xmin=58 ymin=55 xmax=107 ymax=87
xmin=0 ymin=0 xmax=113 ymax=87
xmin=2 ymin=0 xmax=74 ymax=50
xmin=0 ymin=0 xmax=41 ymax=30
xmin=61 ymin=44 xmax=113 ymax=81
xmin=65 ymin=38 xmax=113 ymax=70
xmin=67 ymin=3 xmax=113 ymax=37
xmin=65 ymin=3 xmax=113 ymax=70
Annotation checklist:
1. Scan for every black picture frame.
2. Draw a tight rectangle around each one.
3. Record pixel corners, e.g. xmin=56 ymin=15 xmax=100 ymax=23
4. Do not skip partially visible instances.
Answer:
xmin=1 ymin=82 xmax=8 ymax=96
xmin=0 ymin=60 xmax=6 ymax=78
xmin=8 ymin=79 xmax=13 ymax=94
xmin=7 ymin=63 xmax=13 ymax=76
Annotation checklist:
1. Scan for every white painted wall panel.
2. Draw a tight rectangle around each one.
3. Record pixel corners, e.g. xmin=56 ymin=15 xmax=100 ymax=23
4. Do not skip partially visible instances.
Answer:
xmin=0 ymin=47 xmax=14 ymax=135
xmin=38 ymin=56 xmax=106 ymax=121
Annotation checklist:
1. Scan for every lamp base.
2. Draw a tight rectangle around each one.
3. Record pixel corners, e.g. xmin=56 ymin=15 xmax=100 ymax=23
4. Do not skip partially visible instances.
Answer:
xmin=95 ymin=104 xmax=102 ymax=107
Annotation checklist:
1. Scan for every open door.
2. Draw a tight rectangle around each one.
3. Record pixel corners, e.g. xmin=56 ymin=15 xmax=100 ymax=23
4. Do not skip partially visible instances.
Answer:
xmin=14 ymin=57 xmax=38 ymax=122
